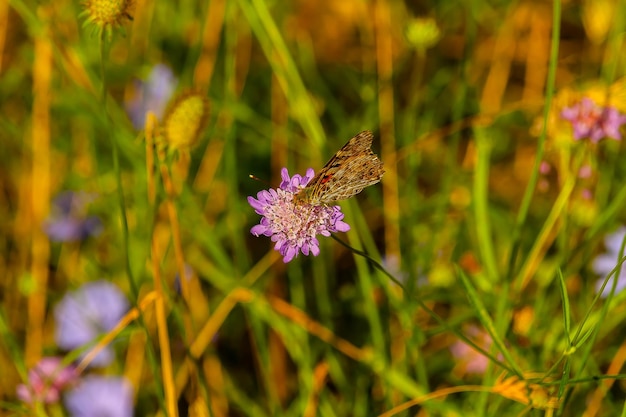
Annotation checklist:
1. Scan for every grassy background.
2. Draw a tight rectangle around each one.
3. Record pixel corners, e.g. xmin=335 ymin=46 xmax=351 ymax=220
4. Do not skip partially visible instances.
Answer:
xmin=2 ymin=0 xmax=626 ymax=415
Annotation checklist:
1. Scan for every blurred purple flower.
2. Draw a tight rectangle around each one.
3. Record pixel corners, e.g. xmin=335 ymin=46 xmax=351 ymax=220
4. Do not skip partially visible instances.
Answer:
xmin=64 ymin=376 xmax=133 ymax=417
xmin=561 ymin=97 xmax=626 ymax=143
xmin=44 ymin=191 xmax=102 ymax=242
xmin=578 ymin=165 xmax=593 ymax=179
xmin=125 ymin=64 xmax=177 ymax=129
xmin=248 ymin=167 xmax=350 ymax=263
xmin=580 ymin=188 xmax=593 ymax=200
xmin=539 ymin=161 xmax=551 ymax=175
xmin=16 ymin=357 xmax=78 ymax=405
xmin=450 ymin=325 xmax=494 ymax=376
xmin=593 ymin=226 xmax=626 ymax=298
xmin=54 ymin=280 xmax=129 ymax=367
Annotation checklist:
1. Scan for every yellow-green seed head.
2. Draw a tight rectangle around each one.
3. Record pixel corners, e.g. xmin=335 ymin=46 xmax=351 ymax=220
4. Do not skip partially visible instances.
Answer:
xmin=162 ymin=91 xmax=210 ymax=152
xmin=405 ymin=18 xmax=441 ymax=50
xmin=82 ymin=0 xmax=133 ymax=33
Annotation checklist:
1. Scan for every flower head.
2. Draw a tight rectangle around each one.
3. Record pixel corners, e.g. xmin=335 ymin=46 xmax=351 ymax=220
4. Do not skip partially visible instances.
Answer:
xmin=248 ymin=168 xmax=350 ymax=263
xmin=64 ymin=376 xmax=133 ymax=417
xmin=16 ymin=357 xmax=78 ymax=405
xmin=125 ymin=64 xmax=177 ymax=130
xmin=54 ymin=280 xmax=129 ymax=367
xmin=161 ymin=91 xmax=209 ymax=152
xmin=81 ymin=0 xmax=134 ymax=35
xmin=405 ymin=18 xmax=441 ymax=50
xmin=44 ymin=192 xmax=102 ymax=242
xmin=593 ymin=226 xmax=626 ymax=298
xmin=561 ymin=97 xmax=626 ymax=143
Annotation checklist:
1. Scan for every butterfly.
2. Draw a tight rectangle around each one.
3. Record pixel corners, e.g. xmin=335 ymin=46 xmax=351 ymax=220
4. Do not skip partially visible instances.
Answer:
xmin=294 ymin=131 xmax=384 ymax=205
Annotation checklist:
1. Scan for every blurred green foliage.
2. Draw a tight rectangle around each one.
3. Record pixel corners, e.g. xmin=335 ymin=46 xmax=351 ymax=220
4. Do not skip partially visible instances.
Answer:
xmin=2 ymin=0 xmax=626 ymax=415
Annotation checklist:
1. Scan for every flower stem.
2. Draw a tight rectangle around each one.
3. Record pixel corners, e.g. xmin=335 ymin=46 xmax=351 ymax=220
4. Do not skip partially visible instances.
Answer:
xmin=505 ymin=0 xmax=561 ymax=281
xmin=98 ymin=31 xmax=138 ymax=297
xmin=330 ymin=234 xmax=405 ymax=291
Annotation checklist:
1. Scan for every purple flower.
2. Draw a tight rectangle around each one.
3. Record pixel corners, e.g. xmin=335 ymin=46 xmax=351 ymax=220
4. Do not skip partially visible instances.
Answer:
xmin=539 ymin=161 xmax=552 ymax=175
xmin=561 ymin=97 xmax=626 ymax=143
xmin=44 ymin=191 xmax=102 ymax=242
xmin=125 ymin=64 xmax=177 ymax=129
xmin=54 ymin=280 xmax=129 ymax=367
xmin=64 ymin=376 xmax=133 ymax=417
xmin=593 ymin=226 xmax=626 ymax=298
xmin=248 ymin=167 xmax=350 ymax=263
xmin=16 ymin=357 xmax=78 ymax=404
xmin=578 ymin=165 xmax=593 ymax=179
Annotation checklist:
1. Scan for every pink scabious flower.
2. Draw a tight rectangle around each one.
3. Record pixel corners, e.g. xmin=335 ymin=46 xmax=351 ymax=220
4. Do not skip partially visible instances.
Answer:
xmin=16 ymin=357 xmax=78 ymax=405
xmin=248 ymin=168 xmax=350 ymax=263
xmin=561 ymin=97 xmax=626 ymax=143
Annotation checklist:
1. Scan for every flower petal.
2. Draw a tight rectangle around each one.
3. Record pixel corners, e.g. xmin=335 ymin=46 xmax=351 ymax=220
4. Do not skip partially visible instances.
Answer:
xmin=283 ymin=246 xmax=298 ymax=263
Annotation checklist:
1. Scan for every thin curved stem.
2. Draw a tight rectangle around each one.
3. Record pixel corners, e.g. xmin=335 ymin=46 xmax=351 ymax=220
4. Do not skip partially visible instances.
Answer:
xmin=99 ymin=31 xmax=138 ymax=297
xmin=330 ymin=234 xmax=405 ymax=291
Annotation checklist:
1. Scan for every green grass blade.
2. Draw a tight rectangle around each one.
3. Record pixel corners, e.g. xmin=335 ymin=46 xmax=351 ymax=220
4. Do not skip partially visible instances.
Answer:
xmin=457 ymin=266 xmax=523 ymax=377
xmin=557 ymin=268 xmax=571 ymax=344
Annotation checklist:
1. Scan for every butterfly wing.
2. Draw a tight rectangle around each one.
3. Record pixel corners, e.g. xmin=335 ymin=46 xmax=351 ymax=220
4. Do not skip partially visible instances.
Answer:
xmin=297 ymin=131 xmax=384 ymax=205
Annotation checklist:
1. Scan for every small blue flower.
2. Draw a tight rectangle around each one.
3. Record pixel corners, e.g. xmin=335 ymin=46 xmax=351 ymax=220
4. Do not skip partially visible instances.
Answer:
xmin=44 ymin=191 xmax=102 ymax=242
xmin=593 ymin=226 xmax=626 ymax=297
xmin=125 ymin=64 xmax=177 ymax=129
xmin=54 ymin=280 xmax=129 ymax=367
xmin=64 ymin=376 xmax=133 ymax=417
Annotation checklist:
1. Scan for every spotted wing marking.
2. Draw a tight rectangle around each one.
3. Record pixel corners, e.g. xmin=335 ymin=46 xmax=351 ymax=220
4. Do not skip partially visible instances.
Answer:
xmin=295 ymin=131 xmax=384 ymax=205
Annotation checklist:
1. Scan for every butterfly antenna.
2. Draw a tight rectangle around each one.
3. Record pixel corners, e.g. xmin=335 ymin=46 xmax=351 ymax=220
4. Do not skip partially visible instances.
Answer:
xmin=249 ymin=174 xmax=270 ymax=186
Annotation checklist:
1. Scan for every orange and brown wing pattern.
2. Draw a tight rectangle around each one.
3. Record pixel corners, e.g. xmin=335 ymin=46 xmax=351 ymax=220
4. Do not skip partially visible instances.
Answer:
xmin=295 ymin=131 xmax=384 ymax=205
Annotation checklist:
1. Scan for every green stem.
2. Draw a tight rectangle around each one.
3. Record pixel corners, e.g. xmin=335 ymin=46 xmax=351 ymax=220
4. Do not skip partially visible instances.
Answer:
xmin=98 ymin=31 xmax=166 ymax=412
xmin=98 ymin=31 xmax=138 ymax=297
xmin=330 ymin=237 xmax=516 ymax=378
xmin=505 ymin=0 xmax=561 ymax=281
xmin=99 ymin=32 xmax=106 ymax=104
xmin=330 ymin=234 xmax=406 ymax=291
xmin=473 ymin=128 xmax=498 ymax=283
